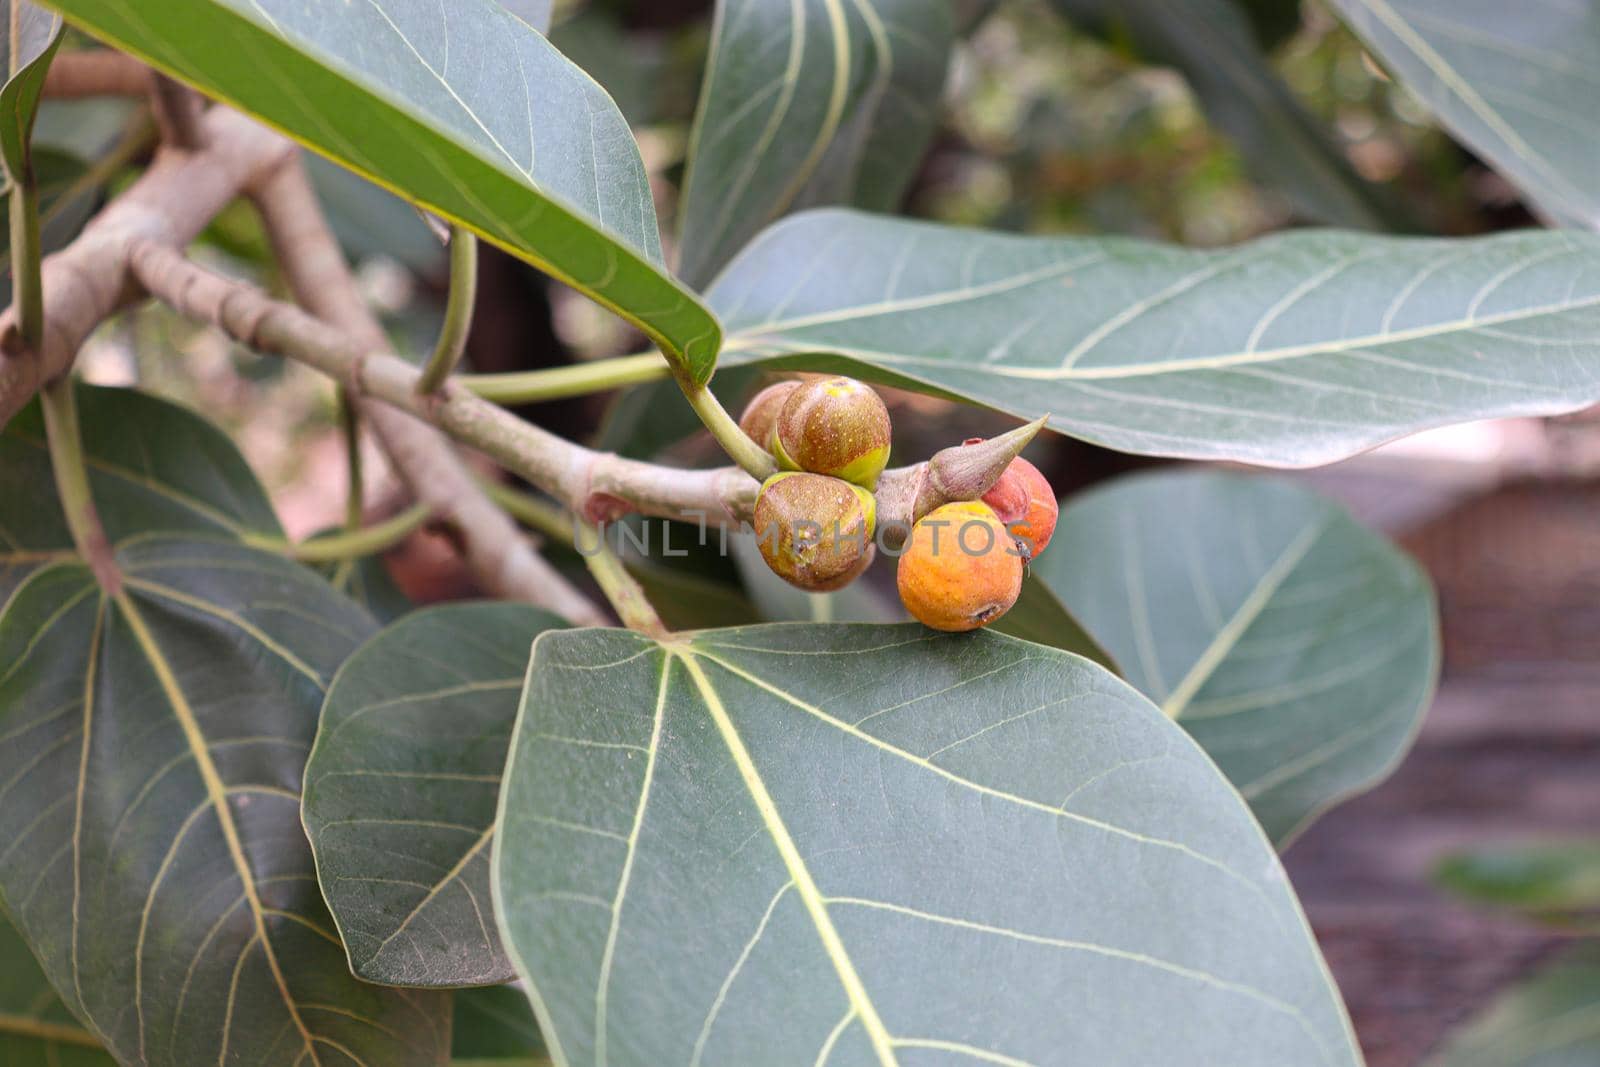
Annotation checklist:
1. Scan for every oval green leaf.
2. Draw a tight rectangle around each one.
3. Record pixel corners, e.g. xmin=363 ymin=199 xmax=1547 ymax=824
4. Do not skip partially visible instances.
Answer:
xmin=676 ymin=0 xmax=953 ymax=288
xmin=0 ymin=384 xmax=281 ymax=604
xmin=713 ymin=210 xmax=1600 ymax=466
xmin=0 ymin=909 xmax=114 ymax=1065
xmin=45 ymin=0 xmax=722 ymax=380
xmin=0 ymin=538 xmax=450 ymax=1065
xmin=493 ymin=623 xmax=1360 ymax=1066
xmin=303 ymin=601 xmax=568 ymax=988
xmin=1435 ymin=840 xmax=1600 ymax=925
xmin=1038 ymin=470 xmax=1438 ymax=846
xmin=1330 ymin=0 xmax=1600 ymax=231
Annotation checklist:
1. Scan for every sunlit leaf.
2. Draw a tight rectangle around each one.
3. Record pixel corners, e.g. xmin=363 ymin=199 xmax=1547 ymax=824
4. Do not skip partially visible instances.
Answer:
xmin=0 ymin=384 xmax=280 ymax=605
xmin=0 ymin=539 xmax=450 ymax=1065
xmin=304 ymin=601 xmax=567 ymax=987
xmin=1331 ymin=0 xmax=1600 ymax=231
xmin=0 ymin=908 xmax=114 ymax=1065
xmin=714 ymin=210 xmax=1600 ymax=466
xmin=494 ymin=624 xmax=1361 ymax=1066
xmin=45 ymin=0 xmax=722 ymax=380
xmin=1040 ymin=470 xmax=1438 ymax=845
xmin=676 ymin=0 xmax=953 ymax=288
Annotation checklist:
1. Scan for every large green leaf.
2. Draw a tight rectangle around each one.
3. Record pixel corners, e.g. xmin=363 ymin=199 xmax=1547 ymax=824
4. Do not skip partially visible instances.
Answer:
xmin=1427 ymin=943 xmax=1600 ymax=1067
xmin=0 ymin=0 xmax=64 ymax=180
xmin=1039 ymin=470 xmax=1437 ymax=845
xmin=493 ymin=623 xmax=1361 ymax=1066
xmin=44 ymin=0 xmax=723 ymax=381
xmin=0 ymin=384 xmax=281 ymax=605
xmin=0 ymin=538 xmax=450 ymax=1065
xmin=713 ymin=210 xmax=1600 ymax=466
xmin=303 ymin=601 xmax=567 ymax=988
xmin=0 ymin=908 xmax=114 ymax=1065
xmin=1330 ymin=0 xmax=1600 ymax=232
xmin=1047 ymin=0 xmax=1404 ymax=231
xmin=675 ymin=0 xmax=953 ymax=288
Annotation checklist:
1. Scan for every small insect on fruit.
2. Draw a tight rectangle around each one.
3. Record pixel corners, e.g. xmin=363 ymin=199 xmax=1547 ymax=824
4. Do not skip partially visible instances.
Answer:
xmin=754 ymin=471 xmax=877 ymax=591
xmin=897 ymin=500 xmax=1024 ymax=632
xmin=978 ymin=452 xmax=1059 ymax=560
xmin=772 ymin=376 xmax=892 ymax=489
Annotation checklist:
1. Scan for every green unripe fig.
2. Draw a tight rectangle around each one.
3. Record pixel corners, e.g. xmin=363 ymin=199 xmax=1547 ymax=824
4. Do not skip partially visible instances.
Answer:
xmin=772 ymin=376 xmax=891 ymax=489
xmin=737 ymin=380 xmax=801 ymax=451
xmin=753 ymin=471 xmax=877 ymax=591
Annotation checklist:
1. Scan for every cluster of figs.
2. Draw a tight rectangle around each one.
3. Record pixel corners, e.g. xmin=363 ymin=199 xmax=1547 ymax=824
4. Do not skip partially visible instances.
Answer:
xmin=739 ymin=376 xmax=1057 ymax=632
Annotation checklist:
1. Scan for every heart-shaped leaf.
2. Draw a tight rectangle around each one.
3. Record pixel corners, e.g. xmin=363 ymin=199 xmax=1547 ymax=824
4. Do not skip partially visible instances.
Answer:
xmin=1039 ymin=470 xmax=1438 ymax=845
xmin=303 ymin=601 xmax=568 ymax=988
xmin=1330 ymin=0 xmax=1600 ymax=231
xmin=676 ymin=0 xmax=953 ymax=288
xmin=714 ymin=210 xmax=1600 ymax=466
xmin=1427 ymin=943 xmax=1600 ymax=1067
xmin=0 ymin=384 xmax=281 ymax=604
xmin=494 ymin=623 xmax=1361 ymax=1066
xmin=0 ymin=538 xmax=450 ymax=1065
xmin=1048 ymin=0 xmax=1406 ymax=230
xmin=0 ymin=909 xmax=113 ymax=1065
xmin=45 ymin=0 xmax=722 ymax=380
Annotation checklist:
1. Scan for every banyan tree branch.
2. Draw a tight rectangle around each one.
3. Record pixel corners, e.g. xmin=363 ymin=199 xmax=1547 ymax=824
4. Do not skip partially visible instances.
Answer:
xmin=127 ymin=240 xmax=1037 ymax=543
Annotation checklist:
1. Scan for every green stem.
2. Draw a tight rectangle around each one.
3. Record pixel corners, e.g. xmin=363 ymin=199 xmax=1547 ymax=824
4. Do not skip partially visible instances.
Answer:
xmin=9 ymin=167 xmax=43 ymax=350
xmin=243 ymin=502 xmax=431 ymax=563
xmin=481 ymin=478 xmax=576 ymax=544
xmin=40 ymin=378 xmax=120 ymax=588
xmin=415 ymin=225 xmax=478 ymax=394
xmin=679 ymin=376 xmax=777 ymax=481
xmin=577 ymin=519 xmax=669 ymax=638
xmin=338 ymin=387 xmax=363 ymax=530
xmin=459 ymin=351 xmax=670 ymax=404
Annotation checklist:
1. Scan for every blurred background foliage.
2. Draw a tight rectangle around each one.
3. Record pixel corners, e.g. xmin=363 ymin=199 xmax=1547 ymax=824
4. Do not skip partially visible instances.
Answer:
xmin=59 ymin=0 xmax=1536 ymax=549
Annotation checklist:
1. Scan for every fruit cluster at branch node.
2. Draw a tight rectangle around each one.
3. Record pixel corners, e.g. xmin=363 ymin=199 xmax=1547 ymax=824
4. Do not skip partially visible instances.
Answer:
xmin=754 ymin=471 xmax=876 ymax=591
xmin=897 ymin=500 xmax=1025 ymax=632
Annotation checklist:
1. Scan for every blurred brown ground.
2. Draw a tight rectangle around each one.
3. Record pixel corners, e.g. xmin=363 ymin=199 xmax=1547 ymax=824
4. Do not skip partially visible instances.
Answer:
xmin=1284 ymin=477 xmax=1600 ymax=1066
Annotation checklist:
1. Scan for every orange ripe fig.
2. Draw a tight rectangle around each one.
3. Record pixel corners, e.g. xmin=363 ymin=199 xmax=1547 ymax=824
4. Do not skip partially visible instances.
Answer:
xmin=773 ymin=376 xmax=892 ymax=489
xmin=980 ymin=455 xmax=1059 ymax=559
xmin=753 ymin=472 xmax=877 ymax=592
xmin=896 ymin=500 xmax=1023 ymax=632
xmin=738 ymin=380 xmax=801 ymax=451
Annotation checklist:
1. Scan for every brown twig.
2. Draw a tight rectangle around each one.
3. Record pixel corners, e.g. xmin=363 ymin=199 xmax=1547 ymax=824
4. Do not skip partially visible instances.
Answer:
xmin=246 ymin=159 xmax=607 ymax=625
xmin=41 ymin=50 xmax=150 ymax=98
xmin=0 ymin=107 xmax=293 ymax=425
xmin=149 ymin=74 xmax=204 ymax=149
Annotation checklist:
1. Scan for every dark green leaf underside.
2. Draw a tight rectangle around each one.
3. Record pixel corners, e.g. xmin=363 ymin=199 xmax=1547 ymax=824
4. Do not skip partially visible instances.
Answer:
xmin=713 ymin=210 xmax=1600 ymax=466
xmin=45 ymin=0 xmax=722 ymax=379
xmin=0 ymin=384 xmax=281 ymax=605
xmin=0 ymin=538 xmax=449 ymax=1066
xmin=304 ymin=601 xmax=567 ymax=987
xmin=1331 ymin=0 xmax=1600 ymax=231
xmin=1042 ymin=470 xmax=1438 ymax=845
xmin=0 ymin=908 xmax=114 ymax=1065
xmin=494 ymin=623 xmax=1359 ymax=1066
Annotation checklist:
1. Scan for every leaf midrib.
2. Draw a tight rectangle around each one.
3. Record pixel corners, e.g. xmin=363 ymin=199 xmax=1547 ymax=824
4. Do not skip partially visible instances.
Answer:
xmin=673 ymin=648 xmax=898 ymax=1067
xmin=114 ymin=588 xmax=322 ymax=1066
